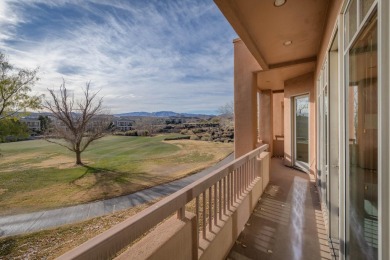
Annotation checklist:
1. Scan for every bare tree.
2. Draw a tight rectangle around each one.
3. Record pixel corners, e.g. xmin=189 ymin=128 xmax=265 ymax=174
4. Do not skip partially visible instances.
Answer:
xmin=297 ymin=103 xmax=309 ymax=116
xmin=218 ymin=101 xmax=234 ymax=118
xmin=134 ymin=117 xmax=158 ymax=136
xmin=217 ymin=101 xmax=234 ymax=128
xmin=43 ymin=81 xmax=111 ymax=165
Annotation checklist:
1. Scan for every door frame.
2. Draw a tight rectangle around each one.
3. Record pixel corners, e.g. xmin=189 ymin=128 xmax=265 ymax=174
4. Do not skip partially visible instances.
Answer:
xmin=292 ymin=93 xmax=310 ymax=172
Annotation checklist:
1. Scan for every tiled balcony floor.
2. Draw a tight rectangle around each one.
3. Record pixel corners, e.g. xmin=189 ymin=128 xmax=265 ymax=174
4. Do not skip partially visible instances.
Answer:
xmin=227 ymin=158 xmax=332 ymax=260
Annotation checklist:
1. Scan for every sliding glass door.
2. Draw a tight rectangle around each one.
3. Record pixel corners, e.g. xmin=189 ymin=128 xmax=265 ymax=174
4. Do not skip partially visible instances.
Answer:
xmin=345 ymin=5 xmax=378 ymax=259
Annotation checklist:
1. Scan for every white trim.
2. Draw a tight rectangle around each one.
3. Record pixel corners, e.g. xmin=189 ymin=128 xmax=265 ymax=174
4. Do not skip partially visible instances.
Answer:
xmin=316 ymin=79 xmax=321 ymax=179
xmin=378 ymin=0 xmax=389 ymax=259
xmin=343 ymin=0 xmax=379 ymax=55
xmin=328 ymin=32 xmax=340 ymax=239
xmin=292 ymin=94 xmax=310 ymax=172
xmin=338 ymin=13 xmax=347 ymax=260
xmin=344 ymin=33 xmax=351 ymax=260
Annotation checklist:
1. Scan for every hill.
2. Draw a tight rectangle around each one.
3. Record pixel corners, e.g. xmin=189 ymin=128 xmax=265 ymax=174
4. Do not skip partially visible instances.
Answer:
xmin=115 ymin=111 xmax=213 ymax=118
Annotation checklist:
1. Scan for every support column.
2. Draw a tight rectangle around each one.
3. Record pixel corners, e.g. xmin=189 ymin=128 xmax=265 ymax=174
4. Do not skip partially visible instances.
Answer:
xmin=233 ymin=39 xmax=261 ymax=158
xmin=259 ymin=90 xmax=274 ymax=156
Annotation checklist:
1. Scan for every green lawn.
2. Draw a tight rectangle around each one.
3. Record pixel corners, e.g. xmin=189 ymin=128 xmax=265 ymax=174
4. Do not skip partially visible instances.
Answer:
xmin=0 ymin=135 xmax=233 ymax=215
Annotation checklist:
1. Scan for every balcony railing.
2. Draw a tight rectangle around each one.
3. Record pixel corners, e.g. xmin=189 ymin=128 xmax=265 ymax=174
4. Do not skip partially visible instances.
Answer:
xmin=58 ymin=144 xmax=269 ymax=259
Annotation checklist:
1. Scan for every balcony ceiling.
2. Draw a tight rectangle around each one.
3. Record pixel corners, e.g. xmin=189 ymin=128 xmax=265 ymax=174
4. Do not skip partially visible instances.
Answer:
xmin=257 ymin=61 xmax=316 ymax=91
xmin=215 ymin=0 xmax=330 ymax=89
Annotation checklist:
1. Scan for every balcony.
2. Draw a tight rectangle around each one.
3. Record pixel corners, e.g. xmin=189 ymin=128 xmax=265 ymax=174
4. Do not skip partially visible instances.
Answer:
xmin=228 ymin=158 xmax=334 ymax=260
xmin=58 ymin=144 xmax=333 ymax=259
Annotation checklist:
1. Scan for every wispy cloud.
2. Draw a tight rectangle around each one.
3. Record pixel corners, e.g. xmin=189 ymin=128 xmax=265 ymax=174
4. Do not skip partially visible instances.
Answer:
xmin=0 ymin=0 xmax=236 ymax=114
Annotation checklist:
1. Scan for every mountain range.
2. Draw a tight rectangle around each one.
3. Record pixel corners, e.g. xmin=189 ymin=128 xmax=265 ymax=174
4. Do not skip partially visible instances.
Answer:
xmin=19 ymin=111 xmax=214 ymax=118
xmin=114 ymin=111 xmax=213 ymax=118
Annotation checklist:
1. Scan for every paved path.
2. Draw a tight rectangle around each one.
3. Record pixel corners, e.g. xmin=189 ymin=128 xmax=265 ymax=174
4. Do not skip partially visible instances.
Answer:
xmin=0 ymin=154 xmax=234 ymax=237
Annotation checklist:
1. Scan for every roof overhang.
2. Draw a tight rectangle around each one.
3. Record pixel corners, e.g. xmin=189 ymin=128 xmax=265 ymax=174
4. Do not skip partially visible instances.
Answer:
xmin=215 ymin=0 xmax=330 ymax=89
xmin=257 ymin=60 xmax=316 ymax=91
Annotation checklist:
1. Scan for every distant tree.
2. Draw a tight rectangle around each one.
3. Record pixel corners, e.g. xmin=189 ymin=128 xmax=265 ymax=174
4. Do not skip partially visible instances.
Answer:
xmin=297 ymin=103 xmax=309 ymax=116
xmin=38 ymin=115 xmax=51 ymax=133
xmin=0 ymin=52 xmax=41 ymax=120
xmin=218 ymin=101 xmax=234 ymax=118
xmin=0 ymin=118 xmax=29 ymax=142
xmin=134 ymin=117 xmax=157 ymax=136
xmin=211 ymin=117 xmax=220 ymax=124
xmin=217 ymin=101 xmax=234 ymax=128
xmin=43 ymin=81 xmax=111 ymax=165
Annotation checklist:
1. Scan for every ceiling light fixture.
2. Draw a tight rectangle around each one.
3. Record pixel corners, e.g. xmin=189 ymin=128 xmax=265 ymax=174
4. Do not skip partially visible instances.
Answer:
xmin=283 ymin=40 xmax=292 ymax=46
xmin=274 ymin=0 xmax=287 ymax=7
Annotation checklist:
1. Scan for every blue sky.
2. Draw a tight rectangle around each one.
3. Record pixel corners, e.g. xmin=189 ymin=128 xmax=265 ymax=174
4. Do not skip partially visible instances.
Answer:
xmin=0 ymin=0 xmax=236 ymax=114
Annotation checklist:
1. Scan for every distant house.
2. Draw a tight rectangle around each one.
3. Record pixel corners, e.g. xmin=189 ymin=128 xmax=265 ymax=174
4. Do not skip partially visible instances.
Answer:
xmin=20 ymin=118 xmax=41 ymax=132
xmin=115 ymin=119 xmax=134 ymax=131
xmin=49 ymin=114 xmax=113 ymax=132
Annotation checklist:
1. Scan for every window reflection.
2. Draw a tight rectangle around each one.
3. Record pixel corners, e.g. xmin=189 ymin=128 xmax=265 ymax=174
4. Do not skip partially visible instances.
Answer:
xmin=295 ymin=96 xmax=309 ymax=164
xmin=347 ymin=14 xmax=378 ymax=260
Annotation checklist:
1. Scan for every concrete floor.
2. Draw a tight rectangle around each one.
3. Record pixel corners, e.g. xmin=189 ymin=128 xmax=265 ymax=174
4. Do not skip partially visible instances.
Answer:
xmin=227 ymin=158 xmax=332 ymax=260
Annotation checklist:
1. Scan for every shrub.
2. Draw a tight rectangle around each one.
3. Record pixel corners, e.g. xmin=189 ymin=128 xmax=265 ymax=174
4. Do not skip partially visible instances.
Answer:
xmin=125 ymin=130 xmax=138 ymax=136
xmin=164 ymin=136 xmax=190 ymax=141
xmin=190 ymin=135 xmax=200 ymax=140
xmin=192 ymin=128 xmax=205 ymax=134
xmin=201 ymin=136 xmax=213 ymax=142
xmin=137 ymin=130 xmax=149 ymax=136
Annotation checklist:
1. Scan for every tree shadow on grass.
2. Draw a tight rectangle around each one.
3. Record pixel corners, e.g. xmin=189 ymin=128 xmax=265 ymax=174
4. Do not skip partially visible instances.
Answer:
xmin=69 ymin=164 xmax=175 ymax=201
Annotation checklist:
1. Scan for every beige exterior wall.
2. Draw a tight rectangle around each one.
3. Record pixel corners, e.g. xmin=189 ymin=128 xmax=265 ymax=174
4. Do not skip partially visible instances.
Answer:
xmin=117 ymin=213 xmax=197 ymax=260
xmin=272 ymin=92 xmax=284 ymax=157
xmin=233 ymin=39 xmax=261 ymax=158
xmin=259 ymin=89 xmax=273 ymax=155
xmin=284 ymin=73 xmax=316 ymax=176
xmin=272 ymin=92 xmax=284 ymax=137
xmin=315 ymin=0 xmax=343 ymax=79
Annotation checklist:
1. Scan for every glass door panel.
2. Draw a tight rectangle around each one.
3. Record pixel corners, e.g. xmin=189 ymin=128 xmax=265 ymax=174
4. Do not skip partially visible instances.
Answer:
xmin=323 ymin=83 xmax=329 ymax=208
xmin=294 ymin=95 xmax=309 ymax=170
xmin=346 ymin=13 xmax=378 ymax=260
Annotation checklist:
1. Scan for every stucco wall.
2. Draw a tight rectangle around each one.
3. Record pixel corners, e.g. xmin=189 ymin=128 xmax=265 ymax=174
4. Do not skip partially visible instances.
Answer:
xmin=116 ymin=213 xmax=197 ymax=260
xmin=284 ymin=73 xmax=316 ymax=176
xmin=259 ymin=90 xmax=273 ymax=155
xmin=272 ymin=92 xmax=284 ymax=157
xmin=233 ymin=39 xmax=261 ymax=158
xmin=273 ymin=92 xmax=284 ymax=137
xmin=315 ymin=0 xmax=343 ymax=79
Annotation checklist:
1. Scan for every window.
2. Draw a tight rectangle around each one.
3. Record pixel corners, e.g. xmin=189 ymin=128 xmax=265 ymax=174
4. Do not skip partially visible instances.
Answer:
xmin=346 ymin=12 xmax=378 ymax=260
